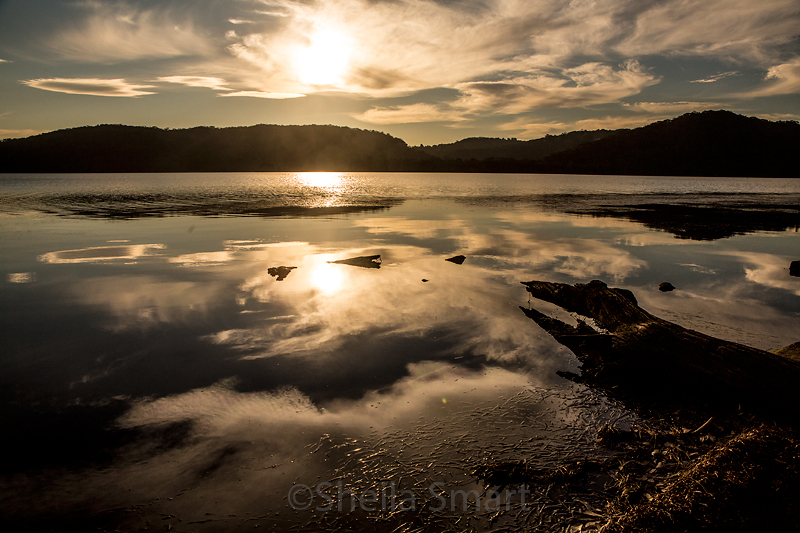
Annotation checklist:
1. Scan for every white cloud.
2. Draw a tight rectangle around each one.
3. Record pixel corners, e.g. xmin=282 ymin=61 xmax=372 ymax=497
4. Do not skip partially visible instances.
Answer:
xmin=22 ymin=78 xmax=156 ymax=97
xmin=744 ymin=58 xmax=800 ymax=97
xmin=614 ymin=0 xmax=800 ymax=62
xmin=38 ymin=244 xmax=165 ymax=263
xmin=218 ymin=90 xmax=305 ymax=99
xmin=690 ymin=71 xmax=739 ymax=83
xmin=625 ymin=102 xmax=723 ymax=114
xmin=357 ymin=103 xmax=465 ymax=125
xmin=456 ymin=61 xmax=659 ymax=114
xmin=47 ymin=1 xmax=213 ymax=62
xmin=157 ymin=76 xmax=232 ymax=91
xmin=168 ymin=251 xmax=236 ymax=267
xmin=72 ymin=276 xmax=226 ymax=331
xmin=359 ymin=61 xmax=659 ymax=125
xmin=496 ymin=101 xmax=725 ymax=139
xmin=752 ymin=112 xmax=800 ymax=123
xmin=732 ymin=251 xmax=800 ymax=296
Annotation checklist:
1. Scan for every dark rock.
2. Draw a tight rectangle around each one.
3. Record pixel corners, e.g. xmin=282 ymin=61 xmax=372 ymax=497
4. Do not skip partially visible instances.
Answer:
xmin=791 ymin=261 xmax=800 ymax=277
xmin=659 ymin=282 xmax=675 ymax=292
xmin=774 ymin=342 xmax=800 ymax=362
xmin=520 ymin=279 xmax=800 ymax=418
xmin=446 ymin=255 xmax=466 ymax=265
xmin=421 ymin=279 xmax=429 ymax=282
xmin=328 ymin=255 xmax=381 ymax=268
xmin=267 ymin=266 xmax=296 ymax=281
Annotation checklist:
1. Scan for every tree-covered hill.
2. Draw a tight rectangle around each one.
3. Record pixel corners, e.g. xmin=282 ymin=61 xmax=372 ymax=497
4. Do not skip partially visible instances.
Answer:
xmin=1 ymin=111 xmax=798 ymax=177
xmin=417 ymin=130 xmax=613 ymax=161
xmin=537 ymin=111 xmax=800 ymax=177
xmin=0 ymin=124 xmax=431 ymax=173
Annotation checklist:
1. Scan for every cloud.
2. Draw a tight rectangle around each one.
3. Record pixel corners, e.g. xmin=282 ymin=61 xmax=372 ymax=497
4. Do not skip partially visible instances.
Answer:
xmin=38 ymin=244 xmax=166 ymax=263
xmin=496 ymin=101 xmax=723 ymax=138
xmin=455 ymin=61 xmax=659 ymax=114
xmin=0 ymin=128 xmax=49 ymax=140
xmin=72 ymin=276 xmax=228 ymax=331
xmin=168 ymin=251 xmax=236 ymax=267
xmin=218 ymin=90 xmax=305 ymax=99
xmin=625 ymin=101 xmax=724 ymax=114
xmin=730 ymin=251 xmax=800 ymax=296
xmin=753 ymin=112 xmax=800 ymax=123
xmin=254 ymin=10 xmax=290 ymax=18
xmin=157 ymin=76 xmax=232 ymax=91
xmin=742 ymin=58 xmax=800 ymax=97
xmin=358 ymin=60 xmax=659 ymax=125
xmin=22 ymin=78 xmax=156 ymax=97
xmin=690 ymin=71 xmax=739 ymax=83
xmin=613 ymin=0 xmax=800 ymax=62
xmin=46 ymin=1 xmax=213 ymax=62
xmin=357 ymin=103 xmax=465 ymax=125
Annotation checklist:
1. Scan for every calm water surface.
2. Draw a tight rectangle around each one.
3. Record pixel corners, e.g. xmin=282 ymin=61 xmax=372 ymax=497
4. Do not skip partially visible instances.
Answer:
xmin=1 ymin=173 xmax=799 ymax=532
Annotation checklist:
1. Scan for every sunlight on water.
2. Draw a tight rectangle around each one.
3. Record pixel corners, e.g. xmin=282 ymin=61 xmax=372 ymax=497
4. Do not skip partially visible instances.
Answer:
xmin=296 ymin=171 xmax=345 ymax=189
xmin=311 ymin=259 xmax=346 ymax=293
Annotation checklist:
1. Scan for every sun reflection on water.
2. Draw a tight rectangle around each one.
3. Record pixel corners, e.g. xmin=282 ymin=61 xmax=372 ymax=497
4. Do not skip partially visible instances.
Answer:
xmin=310 ymin=260 xmax=345 ymax=293
xmin=296 ymin=172 xmax=344 ymax=189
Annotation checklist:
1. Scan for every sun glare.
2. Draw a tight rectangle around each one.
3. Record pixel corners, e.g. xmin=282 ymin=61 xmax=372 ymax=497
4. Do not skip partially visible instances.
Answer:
xmin=293 ymin=27 xmax=352 ymax=86
xmin=297 ymin=172 xmax=343 ymax=188
xmin=310 ymin=261 xmax=345 ymax=293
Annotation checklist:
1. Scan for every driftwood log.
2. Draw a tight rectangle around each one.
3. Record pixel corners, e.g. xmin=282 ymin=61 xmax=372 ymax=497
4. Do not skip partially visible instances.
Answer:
xmin=521 ymin=280 xmax=800 ymax=418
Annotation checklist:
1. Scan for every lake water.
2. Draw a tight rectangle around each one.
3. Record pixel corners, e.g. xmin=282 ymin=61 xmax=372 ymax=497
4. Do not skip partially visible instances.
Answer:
xmin=1 ymin=172 xmax=799 ymax=532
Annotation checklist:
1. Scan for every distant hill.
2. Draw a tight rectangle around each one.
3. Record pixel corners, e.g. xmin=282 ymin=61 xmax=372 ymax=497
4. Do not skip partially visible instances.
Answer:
xmin=1 ymin=111 xmax=798 ymax=176
xmin=536 ymin=111 xmax=800 ymax=177
xmin=417 ymin=130 xmax=613 ymax=161
xmin=0 ymin=124 xmax=432 ymax=173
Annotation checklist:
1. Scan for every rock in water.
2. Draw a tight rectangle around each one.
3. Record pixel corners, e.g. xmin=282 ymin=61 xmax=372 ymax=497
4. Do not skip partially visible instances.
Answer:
xmin=446 ymin=255 xmax=466 ymax=265
xmin=519 ymin=279 xmax=800 ymax=418
xmin=659 ymin=282 xmax=675 ymax=292
xmin=267 ymin=266 xmax=296 ymax=281
xmin=790 ymin=261 xmax=800 ymax=277
xmin=328 ymin=255 xmax=381 ymax=268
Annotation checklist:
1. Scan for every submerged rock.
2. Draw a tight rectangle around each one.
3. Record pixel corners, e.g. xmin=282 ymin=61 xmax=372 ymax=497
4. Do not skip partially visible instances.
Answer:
xmin=267 ymin=266 xmax=296 ymax=281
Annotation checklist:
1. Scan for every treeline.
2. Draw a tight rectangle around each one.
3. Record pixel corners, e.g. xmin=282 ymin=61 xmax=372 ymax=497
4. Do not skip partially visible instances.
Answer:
xmin=1 ymin=111 xmax=798 ymax=177
xmin=416 ymin=129 xmax=614 ymax=161
xmin=536 ymin=111 xmax=800 ymax=178
xmin=0 ymin=124 xmax=433 ymax=173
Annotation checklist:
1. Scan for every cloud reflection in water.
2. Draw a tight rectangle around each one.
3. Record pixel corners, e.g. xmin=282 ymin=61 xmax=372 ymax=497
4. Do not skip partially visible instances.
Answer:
xmin=4 ymin=196 xmax=800 ymax=532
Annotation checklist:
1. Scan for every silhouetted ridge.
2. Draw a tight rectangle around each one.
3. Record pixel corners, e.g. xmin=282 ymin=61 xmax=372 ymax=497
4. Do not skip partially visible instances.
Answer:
xmin=1 ymin=111 xmax=798 ymax=176
xmin=0 ymin=124 xmax=432 ymax=173
xmin=538 ymin=110 xmax=800 ymax=177
xmin=417 ymin=130 xmax=613 ymax=161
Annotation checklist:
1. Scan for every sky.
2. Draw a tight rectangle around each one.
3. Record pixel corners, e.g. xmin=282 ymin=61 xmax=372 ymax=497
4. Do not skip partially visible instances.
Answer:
xmin=0 ymin=0 xmax=799 ymax=146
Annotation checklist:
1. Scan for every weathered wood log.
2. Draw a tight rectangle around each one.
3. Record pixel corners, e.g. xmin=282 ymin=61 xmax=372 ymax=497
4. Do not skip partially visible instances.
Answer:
xmin=521 ymin=280 xmax=800 ymax=417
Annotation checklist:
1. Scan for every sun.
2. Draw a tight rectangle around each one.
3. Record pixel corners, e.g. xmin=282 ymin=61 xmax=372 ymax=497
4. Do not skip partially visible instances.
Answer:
xmin=293 ymin=26 xmax=353 ymax=86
